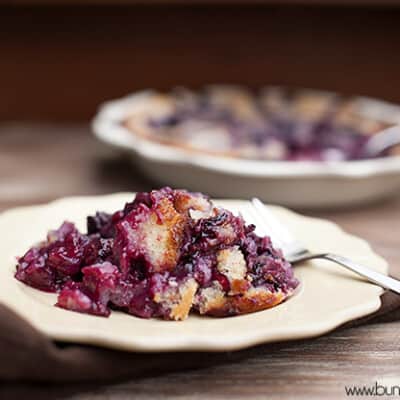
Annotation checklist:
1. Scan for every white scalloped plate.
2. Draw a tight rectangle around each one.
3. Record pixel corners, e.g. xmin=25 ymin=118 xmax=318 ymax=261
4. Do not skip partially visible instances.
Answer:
xmin=92 ymin=90 xmax=400 ymax=208
xmin=0 ymin=194 xmax=388 ymax=352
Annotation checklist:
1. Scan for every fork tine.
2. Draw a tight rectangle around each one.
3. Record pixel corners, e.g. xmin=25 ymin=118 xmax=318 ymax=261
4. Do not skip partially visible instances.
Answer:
xmin=250 ymin=198 xmax=308 ymax=259
xmin=251 ymin=198 xmax=297 ymax=246
xmin=237 ymin=204 xmax=257 ymax=229
xmin=239 ymin=203 xmax=285 ymax=249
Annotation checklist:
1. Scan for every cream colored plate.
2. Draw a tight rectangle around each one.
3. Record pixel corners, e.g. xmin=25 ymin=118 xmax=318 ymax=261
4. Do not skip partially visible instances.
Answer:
xmin=0 ymin=194 xmax=388 ymax=352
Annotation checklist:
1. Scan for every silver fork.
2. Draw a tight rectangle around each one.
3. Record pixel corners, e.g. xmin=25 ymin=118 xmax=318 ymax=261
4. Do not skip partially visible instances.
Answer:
xmin=240 ymin=198 xmax=400 ymax=295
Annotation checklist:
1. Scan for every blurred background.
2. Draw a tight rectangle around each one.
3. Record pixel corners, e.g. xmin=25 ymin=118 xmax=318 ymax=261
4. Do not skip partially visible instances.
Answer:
xmin=1 ymin=1 xmax=400 ymax=210
xmin=2 ymin=2 xmax=400 ymax=121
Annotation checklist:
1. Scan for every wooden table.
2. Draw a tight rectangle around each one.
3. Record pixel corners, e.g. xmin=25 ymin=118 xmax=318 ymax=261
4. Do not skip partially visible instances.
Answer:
xmin=1 ymin=124 xmax=399 ymax=399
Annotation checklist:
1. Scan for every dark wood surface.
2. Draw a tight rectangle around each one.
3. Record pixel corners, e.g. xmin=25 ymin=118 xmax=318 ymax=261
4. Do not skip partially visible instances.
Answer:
xmin=5 ymin=0 xmax=400 ymax=5
xmin=1 ymin=123 xmax=400 ymax=399
xmin=1 ymin=6 xmax=400 ymax=121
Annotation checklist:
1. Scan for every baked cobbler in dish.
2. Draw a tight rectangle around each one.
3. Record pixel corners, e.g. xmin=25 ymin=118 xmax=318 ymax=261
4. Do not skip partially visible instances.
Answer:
xmin=15 ymin=188 xmax=299 ymax=320
xmin=123 ymin=86 xmax=392 ymax=161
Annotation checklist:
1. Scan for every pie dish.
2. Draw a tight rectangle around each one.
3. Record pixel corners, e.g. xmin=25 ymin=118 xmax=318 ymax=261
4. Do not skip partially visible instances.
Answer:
xmin=0 ymin=194 xmax=388 ymax=352
xmin=14 ymin=188 xmax=298 ymax=320
xmin=92 ymin=86 xmax=400 ymax=208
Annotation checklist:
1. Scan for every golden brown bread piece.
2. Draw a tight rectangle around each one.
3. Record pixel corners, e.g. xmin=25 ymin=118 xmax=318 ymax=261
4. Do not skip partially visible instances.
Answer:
xmin=154 ymin=278 xmax=199 ymax=321
xmin=195 ymin=282 xmax=287 ymax=317
xmin=140 ymin=197 xmax=186 ymax=273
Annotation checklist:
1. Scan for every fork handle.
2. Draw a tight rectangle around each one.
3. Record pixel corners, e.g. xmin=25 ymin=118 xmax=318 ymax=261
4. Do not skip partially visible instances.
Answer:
xmin=317 ymin=253 xmax=400 ymax=294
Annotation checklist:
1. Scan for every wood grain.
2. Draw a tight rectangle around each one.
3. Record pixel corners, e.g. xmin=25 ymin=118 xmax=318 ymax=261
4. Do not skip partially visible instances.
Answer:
xmin=0 ymin=123 xmax=399 ymax=399
xmin=1 ymin=323 xmax=400 ymax=399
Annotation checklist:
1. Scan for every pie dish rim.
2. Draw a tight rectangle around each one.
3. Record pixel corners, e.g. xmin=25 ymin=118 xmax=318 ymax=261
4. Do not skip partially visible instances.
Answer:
xmin=92 ymin=89 xmax=400 ymax=179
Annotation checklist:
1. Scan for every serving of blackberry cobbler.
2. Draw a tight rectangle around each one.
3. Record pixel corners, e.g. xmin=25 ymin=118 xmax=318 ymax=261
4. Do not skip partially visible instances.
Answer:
xmin=15 ymin=188 xmax=298 ymax=320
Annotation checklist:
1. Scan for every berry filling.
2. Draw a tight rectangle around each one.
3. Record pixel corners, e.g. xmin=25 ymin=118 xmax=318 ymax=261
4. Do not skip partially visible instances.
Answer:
xmin=15 ymin=188 xmax=299 ymax=320
xmin=124 ymin=87 xmax=392 ymax=161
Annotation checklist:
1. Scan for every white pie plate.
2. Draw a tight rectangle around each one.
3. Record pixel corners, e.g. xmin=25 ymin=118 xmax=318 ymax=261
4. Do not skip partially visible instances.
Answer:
xmin=92 ymin=91 xmax=400 ymax=208
xmin=0 ymin=194 xmax=388 ymax=352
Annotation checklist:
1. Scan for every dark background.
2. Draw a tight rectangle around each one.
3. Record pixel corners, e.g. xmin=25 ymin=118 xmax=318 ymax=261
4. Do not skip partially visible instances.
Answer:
xmin=1 ymin=2 xmax=400 ymax=121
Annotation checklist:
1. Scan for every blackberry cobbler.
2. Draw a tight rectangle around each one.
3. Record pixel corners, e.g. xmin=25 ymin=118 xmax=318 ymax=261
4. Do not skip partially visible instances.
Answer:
xmin=123 ymin=86 xmax=393 ymax=161
xmin=15 ymin=188 xmax=298 ymax=320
